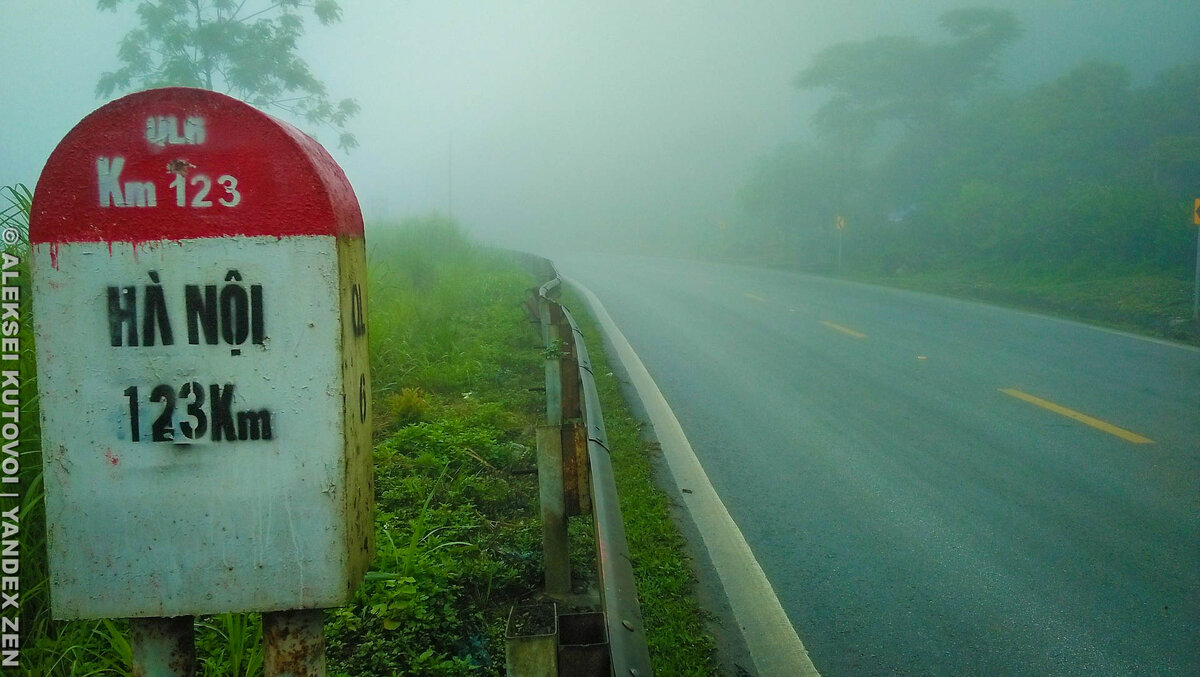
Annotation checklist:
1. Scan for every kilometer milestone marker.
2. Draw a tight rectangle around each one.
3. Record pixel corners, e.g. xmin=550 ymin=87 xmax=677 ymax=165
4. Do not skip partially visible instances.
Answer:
xmin=30 ymin=87 xmax=373 ymax=619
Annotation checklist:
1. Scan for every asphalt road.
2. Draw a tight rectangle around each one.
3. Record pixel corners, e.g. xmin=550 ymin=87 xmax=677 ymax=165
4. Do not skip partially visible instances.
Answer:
xmin=552 ymin=253 xmax=1199 ymax=676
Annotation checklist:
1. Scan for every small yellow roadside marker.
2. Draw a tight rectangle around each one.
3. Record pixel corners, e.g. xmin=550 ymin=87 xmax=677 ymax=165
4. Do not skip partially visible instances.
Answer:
xmin=1000 ymin=388 xmax=1154 ymax=444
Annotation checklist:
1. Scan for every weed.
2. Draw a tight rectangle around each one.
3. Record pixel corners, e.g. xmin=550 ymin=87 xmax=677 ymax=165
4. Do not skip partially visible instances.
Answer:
xmin=196 ymin=614 xmax=263 ymax=677
xmin=539 ymin=338 xmax=570 ymax=360
xmin=386 ymin=387 xmax=430 ymax=426
xmin=0 ymin=184 xmax=31 ymax=244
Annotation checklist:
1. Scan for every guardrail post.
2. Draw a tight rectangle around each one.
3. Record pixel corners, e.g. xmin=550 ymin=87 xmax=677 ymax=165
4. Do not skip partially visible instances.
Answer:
xmin=559 ymin=318 xmax=581 ymax=422
xmin=544 ymin=306 xmax=564 ymax=426
xmin=130 ymin=616 xmax=195 ymax=677
xmin=537 ymin=424 xmax=571 ymax=598
xmin=537 ymin=297 xmax=551 ymax=345
xmin=263 ymin=609 xmax=326 ymax=676
xmin=527 ymin=268 xmax=652 ymax=674
xmin=564 ymin=420 xmax=592 ymax=516
xmin=553 ymin=311 xmax=594 ymax=518
xmin=525 ymin=290 xmax=543 ymax=325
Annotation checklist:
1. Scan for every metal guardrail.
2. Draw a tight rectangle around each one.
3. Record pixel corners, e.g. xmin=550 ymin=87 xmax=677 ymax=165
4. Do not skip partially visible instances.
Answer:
xmin=513 ymin=257 xmax=653 ymax=677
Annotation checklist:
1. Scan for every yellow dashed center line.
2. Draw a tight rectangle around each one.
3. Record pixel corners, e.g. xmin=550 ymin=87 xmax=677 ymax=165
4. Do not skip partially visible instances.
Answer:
xmin=820 ymin=320 xmax=867 ymax=339
xmin=1000 ymin=388 xmax=1154 ymax=444
xmin=745 ymin=293 xmax=768 ymax=304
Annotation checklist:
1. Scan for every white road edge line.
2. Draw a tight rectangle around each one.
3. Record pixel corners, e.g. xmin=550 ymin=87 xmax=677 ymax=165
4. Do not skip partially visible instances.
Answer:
xmin=562 ymin=274 xmax=820 ymax=677
xmin=1059 ymin=318 xmax=1200 ymax=353
xmin=830 ymin=275 xmax=1200 ymax=354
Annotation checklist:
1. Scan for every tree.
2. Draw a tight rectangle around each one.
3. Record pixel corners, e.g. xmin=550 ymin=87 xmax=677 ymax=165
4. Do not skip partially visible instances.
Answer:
xmin=96 ymin=0 xmax=359 ymax=151
xmin=1137 ymin=62 xmax=1200 ymax=195
xmin=795 ymin=8 xmax=1021 ymax=143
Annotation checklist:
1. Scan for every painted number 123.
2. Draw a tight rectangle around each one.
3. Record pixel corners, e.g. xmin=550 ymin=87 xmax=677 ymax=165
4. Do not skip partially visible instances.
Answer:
xmin=169 ymin=173 xmax=241 ymax=208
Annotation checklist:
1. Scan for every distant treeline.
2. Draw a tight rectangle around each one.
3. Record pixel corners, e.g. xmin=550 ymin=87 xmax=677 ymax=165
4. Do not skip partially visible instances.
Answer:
xmin=733 ymin=8 xmax=1199 ymax=278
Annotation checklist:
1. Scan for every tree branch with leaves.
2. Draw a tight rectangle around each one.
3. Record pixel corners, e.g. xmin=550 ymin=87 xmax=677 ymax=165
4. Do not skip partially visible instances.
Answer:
xmin=795 ymin=8 xmax=1021 ymax=144
xmin=97 ymin=0 xmax=359 ymax=151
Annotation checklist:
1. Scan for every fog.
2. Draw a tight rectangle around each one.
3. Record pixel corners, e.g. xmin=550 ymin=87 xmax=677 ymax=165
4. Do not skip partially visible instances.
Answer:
xmin=3 ymin=1 xmax=1198 ymax=253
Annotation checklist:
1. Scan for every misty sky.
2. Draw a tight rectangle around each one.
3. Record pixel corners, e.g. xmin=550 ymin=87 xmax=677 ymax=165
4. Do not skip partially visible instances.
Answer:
xmin=3 ymin=1 xmax=1198 ymax=252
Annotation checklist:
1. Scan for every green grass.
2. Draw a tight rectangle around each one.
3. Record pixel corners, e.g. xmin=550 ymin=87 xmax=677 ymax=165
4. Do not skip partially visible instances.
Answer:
xmin=559 ymin=287 xmax=720 ymax=675
xmin=327 ymin=224 xmax=549 ymax=672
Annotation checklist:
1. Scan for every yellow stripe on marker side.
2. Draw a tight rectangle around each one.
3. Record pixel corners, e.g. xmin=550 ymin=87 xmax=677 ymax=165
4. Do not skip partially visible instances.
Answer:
xmin=1000 ymin=388 xmax=1154 ymax=444
xmin=820 ymin=320 xmax=867 ymax=338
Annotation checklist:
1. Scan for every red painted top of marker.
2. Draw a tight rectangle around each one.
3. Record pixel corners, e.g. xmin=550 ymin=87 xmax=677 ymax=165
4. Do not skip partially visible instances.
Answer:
xmin=30 ymin=87 xmax=363 ymax=245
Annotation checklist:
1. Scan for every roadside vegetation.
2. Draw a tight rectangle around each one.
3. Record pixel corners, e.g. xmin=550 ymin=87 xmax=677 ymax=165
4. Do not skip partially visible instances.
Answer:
xmin=8 ymin=193 xmax=714 ymax=675
xmin=325 ymin=218 xmax=548 ymax=675
xmin=558 ymin=287 xmax=721 ymax=675
xmin=727 ymin=7 xmax=1199 ymax=342
xmin=846 ymin=264 xmax=1196 ymax=343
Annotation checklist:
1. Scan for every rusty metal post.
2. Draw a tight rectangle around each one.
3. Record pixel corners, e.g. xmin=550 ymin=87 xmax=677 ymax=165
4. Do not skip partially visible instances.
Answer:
xmin=536 ymin=425 xmax=571 ymax=598
xmin=560 ymin=421 xmax=581 ymax=517
xmin=544 ymin=308 xmax=563 ymax=426
xmin=263 ymin=609 xmax=325 ymax=677
xmin=559 ymin=318 xmax=581 ymax=422
xmin=557 ymin=320 xmax=588 ymax=517
xmin=563 ymin=420 xmax=592 ymax=516
xmin=130 ymin=616 xmax=195 ymax=677
xmin=559 ymin=306 xmax=654 ymax=675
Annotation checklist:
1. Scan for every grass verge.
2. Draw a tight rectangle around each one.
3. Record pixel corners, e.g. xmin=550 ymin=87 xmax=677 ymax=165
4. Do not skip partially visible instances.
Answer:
xmin=324 ymin=218 xmax=549 ymax=675
xmin=845 ymin=264 xmax=1198 ymax=345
